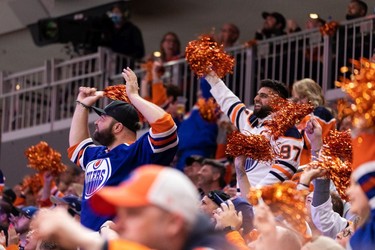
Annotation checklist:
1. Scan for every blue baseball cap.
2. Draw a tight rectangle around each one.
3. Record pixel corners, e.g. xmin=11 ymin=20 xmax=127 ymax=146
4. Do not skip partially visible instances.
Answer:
xmin=20 ymin=206 xmax=38 ymax=219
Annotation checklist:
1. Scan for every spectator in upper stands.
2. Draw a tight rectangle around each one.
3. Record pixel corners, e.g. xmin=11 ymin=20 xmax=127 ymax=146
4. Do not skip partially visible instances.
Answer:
xmin=286 ymin=19 xmax=302 ymax=34
xmin=216 ymin=23 xmax=240 ymax=48
xmin=254 ymin=11 xmax=287 ymax=40
xmin=305 ymin=16 xmax=326 ymax=29
xmin=104 ymin=4 xmax=145 ymax=60
xmin=346 ymin=0 xmax=368 ymax=20
xmin=159 ymin=32 xmax=183 ymax=62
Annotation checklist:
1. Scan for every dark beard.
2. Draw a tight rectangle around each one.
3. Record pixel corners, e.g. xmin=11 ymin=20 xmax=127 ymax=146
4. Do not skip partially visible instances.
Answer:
xmin=346 ymin=14 xmax=360 ymax=20
xmin=93 ymin=125 xmax=115 ymax=146
xmin=253 ymin=106 xmax=272 ymax=119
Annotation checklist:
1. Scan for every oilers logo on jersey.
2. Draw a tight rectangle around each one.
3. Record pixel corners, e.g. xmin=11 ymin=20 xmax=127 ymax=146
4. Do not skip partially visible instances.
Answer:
xmin=84 ymin=158 xmax=112 ymax=199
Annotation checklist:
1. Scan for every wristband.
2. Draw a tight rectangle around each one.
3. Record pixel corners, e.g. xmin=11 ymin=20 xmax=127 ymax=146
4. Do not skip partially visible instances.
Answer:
xmin=76 ymin=100 xmax=91 ymax=110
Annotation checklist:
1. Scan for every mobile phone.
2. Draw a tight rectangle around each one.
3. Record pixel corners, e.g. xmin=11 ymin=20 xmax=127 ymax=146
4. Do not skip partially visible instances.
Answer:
xmin=208 ymin=191 xmax=227 ymax=206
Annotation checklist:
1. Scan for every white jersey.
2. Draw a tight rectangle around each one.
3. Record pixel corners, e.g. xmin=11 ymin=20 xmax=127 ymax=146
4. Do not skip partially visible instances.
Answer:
xmin=210 ymin=80 xmax=303 ymax=187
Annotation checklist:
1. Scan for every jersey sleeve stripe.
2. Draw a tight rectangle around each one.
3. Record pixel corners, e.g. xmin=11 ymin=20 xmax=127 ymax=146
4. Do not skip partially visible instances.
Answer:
xmin=68 ymin=138 xmax=94 ymax=165
xmin=149 ymin=136 xmax=179 ymax=153
xmin=275 ymin=160 xmax=297 ymax=173
xmin=149 ymin=131 xmax=178 ymax=147
xmin=235 ymin=106 xmax=246 ymax=128
xmin=227 ymin=102 xmax=242 ymax=119
xmin=230 ymin=103 xmax=246 ymax=125
xmin=272 ymin=164 xmax=293 ymax=180
xmin=149 ymin=124 xmax=177 ymax=139
xmin=269 ymin=171 xmax=284 ymax=182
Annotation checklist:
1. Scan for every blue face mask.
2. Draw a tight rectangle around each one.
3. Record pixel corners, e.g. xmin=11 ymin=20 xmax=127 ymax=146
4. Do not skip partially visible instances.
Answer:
xmin=111 ymin=14 xmax=122 ymax=25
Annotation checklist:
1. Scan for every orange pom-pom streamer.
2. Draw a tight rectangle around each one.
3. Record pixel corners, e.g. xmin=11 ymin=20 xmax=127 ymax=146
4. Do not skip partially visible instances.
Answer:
xmin=226 ymin=131 xmax=274 ymax=162
xmin=322 ymin=129 xmax=352 ymax=163
xmin=248 ymin=182 xmax=310 ymax=240
xmin=103 ymin=84 xmax=130 ymax=103
xmin=197 ymin=97 xmax=221 ymax=123
xmin=244 ymin=39 xmax=257 ymax=48
xmin=185 ymin=35 xmax=235 ymax=78
xmin=21 ymin=173 xmax=43 ymax=195
xmin=266 ymin=96 xmax=314 ymax=139
xmin=103 ymin=84 xmax=143 ymax=121
xmin=25 ymin=141 xmax=67 ymax=175
xmin=309 ymin=155 xmax=351 ymax=201
xmin=336 ymin=58 xmax=375 ymax=131
xmin=320 ymin=21 xmax=339 ymax=37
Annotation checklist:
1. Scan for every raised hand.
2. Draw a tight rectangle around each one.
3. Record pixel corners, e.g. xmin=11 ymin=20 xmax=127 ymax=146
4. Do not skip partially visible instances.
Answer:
xmin=122 ymin=67 xmax=140 ymax=97
xmin=213 ymin=200 xmax=243 ymax=231
xmin=305 ymin=116 xmax=323 ymax=152
xmin=76 ymin=86 xmax=104 ymax=107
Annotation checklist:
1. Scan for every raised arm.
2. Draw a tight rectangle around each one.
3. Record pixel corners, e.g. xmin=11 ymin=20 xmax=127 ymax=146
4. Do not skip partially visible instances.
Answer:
xmin=122 ymin=67 xmax=167 ymax=124
xmin=69 ymin=87 xmax=103 ymax=146
xmin=235 ymin=156 xmax=252 ymax=199
xmin=205 ymin=71 xmax=253 ymax=130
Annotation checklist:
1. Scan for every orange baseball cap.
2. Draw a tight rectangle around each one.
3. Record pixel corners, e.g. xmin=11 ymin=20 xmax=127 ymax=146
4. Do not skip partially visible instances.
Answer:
xmin=90 ymin=165 xmax=200 ymax=224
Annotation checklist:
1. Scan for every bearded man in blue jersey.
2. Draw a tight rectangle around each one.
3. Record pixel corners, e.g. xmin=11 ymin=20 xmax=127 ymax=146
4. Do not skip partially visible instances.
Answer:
xmin=67 ymin=67 xmax=178 ymax=231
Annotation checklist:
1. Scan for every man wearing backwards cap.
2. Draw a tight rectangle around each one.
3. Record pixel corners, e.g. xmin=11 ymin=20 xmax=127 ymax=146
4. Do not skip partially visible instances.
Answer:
xmin=67 ymin=67 xmax=178 ymax=231
xmin=254 ymin=11 xmax=286 ymax=40
xmin=31 ymin=165 xmax=236 ymax=250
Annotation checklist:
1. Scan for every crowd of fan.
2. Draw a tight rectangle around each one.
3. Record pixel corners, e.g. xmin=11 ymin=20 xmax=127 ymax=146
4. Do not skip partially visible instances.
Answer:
xmin=1 ymin=1 xmax=375 ymax=250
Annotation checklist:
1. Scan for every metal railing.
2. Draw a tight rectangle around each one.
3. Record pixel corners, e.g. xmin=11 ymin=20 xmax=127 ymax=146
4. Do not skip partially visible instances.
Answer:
xmin=1 ymin=16 xmax=374 ymax=142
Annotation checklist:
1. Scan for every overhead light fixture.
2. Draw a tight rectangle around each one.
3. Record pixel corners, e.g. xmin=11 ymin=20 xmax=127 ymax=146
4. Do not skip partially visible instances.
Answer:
xmin=309 ymin=13 xmax=319 ymax=19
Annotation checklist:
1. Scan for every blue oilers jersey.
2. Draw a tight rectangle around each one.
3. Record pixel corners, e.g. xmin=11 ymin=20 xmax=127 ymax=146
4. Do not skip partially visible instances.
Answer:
xmin=68 ymin=114 xmax=178 ymax=231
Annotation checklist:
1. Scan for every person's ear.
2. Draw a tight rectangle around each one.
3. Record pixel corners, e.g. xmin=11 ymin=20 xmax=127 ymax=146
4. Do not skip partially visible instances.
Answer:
xmin=113 ymin=123 xmax=123 ymax=133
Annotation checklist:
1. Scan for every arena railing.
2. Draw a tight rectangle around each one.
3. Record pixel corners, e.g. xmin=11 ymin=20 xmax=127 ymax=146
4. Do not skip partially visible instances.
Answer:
xmin=0 ymin=16 xmax=373 ymax=142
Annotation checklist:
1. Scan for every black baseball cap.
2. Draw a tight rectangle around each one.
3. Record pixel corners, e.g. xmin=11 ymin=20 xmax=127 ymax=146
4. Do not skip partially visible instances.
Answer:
xmin=92 ymin=100 xmax=139 ymax=133
xmin=262 ymin=12 xmax=286 ymax=30
xmin=185 ymin=155 xmax=204 ymax=166
xmin=50 ymin=194 xmax=81 ymax=216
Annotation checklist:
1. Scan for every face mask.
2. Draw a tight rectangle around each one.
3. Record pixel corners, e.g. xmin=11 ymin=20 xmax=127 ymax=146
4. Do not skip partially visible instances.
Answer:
xmin=111 ymin=14 xmax=122 ymax=25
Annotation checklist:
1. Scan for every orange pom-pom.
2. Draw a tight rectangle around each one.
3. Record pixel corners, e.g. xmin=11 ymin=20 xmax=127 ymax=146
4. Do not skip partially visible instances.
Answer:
xmin=197 ymin=97 xmax=221 ymax=122
xmin=226 ymin=131 xmax=274 ymax=162
xmin=248 ymin=182 xmax=310 ymax=239
xmin=103 ymin=84 xmax=130 ymax=103
xmin=21 ymin=173 xmax=43 ymax=195
xmin=244 ymin=39 xmax=257 ymax=48
xmin=103 ymin=84 xmax=144 ymax=121
xmin=323 ymin=129 xmax=352 ymax=163
xmin=185 ymin=35 xmax=235 ymax=78
xmin=320 ymin=21 xmax=339 ymax=37
xmin=266 ymin=96 xmax=314 ymax=139
xmin=335 ymin=58 xmax=375 ymax=131
xmin=25 ymin=141 xmax=67 ymax=175
xmin=309 ymin=155 xmax=351 ymax=201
